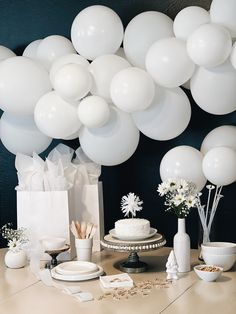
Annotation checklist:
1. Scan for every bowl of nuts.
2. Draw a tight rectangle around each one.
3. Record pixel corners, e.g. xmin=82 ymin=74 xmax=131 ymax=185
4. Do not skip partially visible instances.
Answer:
xmin=194 ymin=265 xmax=223 ymax=282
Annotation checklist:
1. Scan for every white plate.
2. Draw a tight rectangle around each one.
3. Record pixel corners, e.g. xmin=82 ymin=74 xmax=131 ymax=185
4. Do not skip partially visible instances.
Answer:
xmin=56 ymin=261 xmax=98 ymax=275
xmin=109 ymin=227 xmax=157 ymax=241
xmin=51 ymin=265 xmax=104 ymax=282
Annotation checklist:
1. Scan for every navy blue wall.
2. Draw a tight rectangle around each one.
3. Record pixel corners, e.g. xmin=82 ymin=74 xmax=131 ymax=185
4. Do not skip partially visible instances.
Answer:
xmin=0 ymin=0 xmax=235 ymax=248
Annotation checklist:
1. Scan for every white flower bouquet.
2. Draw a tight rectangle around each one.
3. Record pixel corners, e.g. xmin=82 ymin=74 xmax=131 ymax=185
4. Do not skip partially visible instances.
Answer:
xmin=157 ymin=179 xmax=198 ymax=218
xmin=1 ymin=223 xmax=28 ymax=252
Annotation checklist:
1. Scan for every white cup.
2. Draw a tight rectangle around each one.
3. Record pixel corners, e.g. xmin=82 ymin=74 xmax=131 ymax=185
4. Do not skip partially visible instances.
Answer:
xmin=75 ymin=238 xmax=93 ymax=262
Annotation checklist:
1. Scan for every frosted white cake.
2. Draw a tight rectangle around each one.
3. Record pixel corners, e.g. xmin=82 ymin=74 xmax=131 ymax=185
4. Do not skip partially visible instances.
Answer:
xmin=115 ymin=218 xmax=150 ymax=237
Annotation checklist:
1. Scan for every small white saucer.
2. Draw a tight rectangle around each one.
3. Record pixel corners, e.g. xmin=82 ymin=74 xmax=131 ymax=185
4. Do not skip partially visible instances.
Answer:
xmin=109 ymin=227 xmax=157 ymax=241
xmin=56 ymin=261 xmax=98 ymax=275
xmin=51 ymin=265 xmax=104 ymax=281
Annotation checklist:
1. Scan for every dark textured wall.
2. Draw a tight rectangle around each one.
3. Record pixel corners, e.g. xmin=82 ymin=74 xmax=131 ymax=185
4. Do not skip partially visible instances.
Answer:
xmin=0 ymin=0 xmax=235 ymax=248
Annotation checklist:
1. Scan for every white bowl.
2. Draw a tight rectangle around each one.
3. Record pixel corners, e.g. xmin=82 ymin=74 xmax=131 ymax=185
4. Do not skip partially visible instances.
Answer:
xmin=41 ymin=237 xmax=66 ymax=251
xmin=202 ymin=252 xmax=236 ymax=271
xmin=194 ymin=265 xmax=223 ymax=282
xmin=201 ymin=242 xmax=236 ymax=255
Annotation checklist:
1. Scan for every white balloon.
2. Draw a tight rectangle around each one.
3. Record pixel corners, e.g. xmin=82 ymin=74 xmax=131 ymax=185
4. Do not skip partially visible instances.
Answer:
xmin=202 ymin=147 xmax=236 ymax=186
xmin=173 ymin=6 xmax=210 ymax=40
xmin=146 ymin=38 xmax=195 ymax=88
xmin=190 ymin=61 xmax=236 ymax=115
xmin=78 ymin=95 xmax=110 ymax=128
xmin=123 ymin=11 xmax=174 ymax=68
xmin=61 ymin=130 xmax=79 ymax=140
xmin=201 ymin=125 xmax=236 ymax=155
xmin=132 ymin=86 xmax=191 ymax=140
xmin=23 ymin=40 xmax=42 ymax=58
xmin=79 ymin=106 xmax=140 ymax=166
xmin=210 ymin=0 xmax=236 ymax=38
xmin=0 ymin=56 xmax=52 ymax=116
xmin=187 ymin=24 xmax=232 ymax=67
xmin=110 ymin=67 xmax=155 ymax=113
xmin=50 ymin=53 xmax=89 ymax=84
xmin=0 ymin=112 xmax=52 ymax=155
xmin=160 ymin=145 xmax=207 ymax=191
xmin=0 ymin=45 xmax=16 ymax=61
xmin=53 ymin=63 xmax=92 ymax=101
xmin=71 ymin=5 xmax=123 ymax=60
xmin=89 ymin=54 xmax=131 ymax=102
xmin=36 ymin=35 xmax=76 ymax=70
xmin=34 ymin=91 xmax=81 ymax=139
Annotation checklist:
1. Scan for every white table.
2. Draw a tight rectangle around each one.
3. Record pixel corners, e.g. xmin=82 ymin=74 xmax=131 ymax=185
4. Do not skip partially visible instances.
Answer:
xmin=0 ymin=247 xmax=235 ymax=314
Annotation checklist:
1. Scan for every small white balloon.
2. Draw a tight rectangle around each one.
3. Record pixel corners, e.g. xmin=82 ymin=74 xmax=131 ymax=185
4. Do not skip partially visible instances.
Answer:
xmin=0 ymin=112 xmax=52 ymax=155
xmin=0 ymin=56 xmax=52 ymax=116
xmin=89 ymin=54 xmax=131 ymax=102
xmin=202 ymin=147 xmax=236 ymax=186
xmin=0 ymin=45 xmax=16 ymax=61
xmin=187 ymin=23 xmax=232 ymax=67
xmin=23 ymin=39 xmax=42 ymax=58
xmin=36 ymin=35 xmax=76 ymax=70
xmin=173 ymin=6 xmax=210 ymax=40
xmin=78 ymin=95 xmax=110 ymax=128
xmin=146 ymin=38 xmax=195 ymax=88
xmin=110 ymin=67 xmax=155 ymax=113
xmin=132 ymin=86 xmax=191 ymax=140
xmin=123 ymin=11 xmax=174 ymax=68
xmin=160 ymin=145 xmax=207 ymax=191
xmin=50 ymin=53 xmax=89 ymax=84
xmin=201 ymin=125 xmax=236 ymax=155
xmin=34 ymin=91 xmax=81 ymax=139
xmin=210 ymin=0 xmax=236 ymax=38
xmin=71 ymin=5 xmax=124 ymax=60
xmin=190 ymin=61 xmax=236 ymax=115
xmin=53 ymin=63 xmax=92 ymax=101
xmin=79 ymin=106 xmax=140 ymax=166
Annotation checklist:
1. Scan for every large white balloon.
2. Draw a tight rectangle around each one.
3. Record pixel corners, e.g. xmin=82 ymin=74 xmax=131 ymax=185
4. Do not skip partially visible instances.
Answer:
xmin=210 ymin=0 xmax=236 ymax=38
xmin=123 ymin=11 xmax=174 ymax=69
xmin=160 ymin=146 xmax=207 ymax=191
xmin=79 ymin=106 xmax=140 ymax=166
xmin=110 ymin=67 xmax=155 ymax=113
xmin=187 ymin=24 xmax=232 ymax=67
xmin=0 ymin=45 xmax=16 ymax=61
xmin=190 ymin=61 xmax=236 ymax=115
xmin=132 ymin=86 xmax=191 ymax=140
xmin=202 ymin=147 xmax=236 ymax=186
xmin=49 ymin=53 xmax=89 ymax=84
xmin=201 ymin=125 xmax=236 ymax=155
xmin=53 ymin=63 xmax=92 ymax=101
xmin=89 ymin=54 xmax=131 ymax=103
xmin=71 ymin=5 xmax=123 ymax=60
xmin=146 ymin=38 xmax=195 ymax=88
xmin=0 ymin=112 xmax=52 ymax=155
xmin=78 ymin=95 xmax=110 ymax=128
xmin=23 ymin=39 xmax=42 ymax=58
xmin=34 ymin=91 xmax=81 ymax=139
xmin=0 ymin=56 xmax=52 ymax=116
xmin=173 ymin=6 xmax=210 ymax=40
xmin=36 ymin=35 xmax=76 ymax=70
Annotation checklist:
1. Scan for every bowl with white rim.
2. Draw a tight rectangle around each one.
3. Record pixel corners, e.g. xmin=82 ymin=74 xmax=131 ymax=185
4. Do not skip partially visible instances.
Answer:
xmin=201 ymin=242 xmax=236 ymax=255
xmin=194 ymin=264 xmax=223 ymax=282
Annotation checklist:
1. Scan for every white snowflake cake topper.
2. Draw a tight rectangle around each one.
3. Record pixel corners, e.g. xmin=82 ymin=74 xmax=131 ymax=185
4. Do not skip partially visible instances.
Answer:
xmin=121 ymin=192 xmax=143 ymax=218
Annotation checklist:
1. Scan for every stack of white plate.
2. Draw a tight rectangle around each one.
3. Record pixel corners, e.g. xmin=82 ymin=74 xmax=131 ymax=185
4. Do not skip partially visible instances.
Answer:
xmin=51 ymin=261 xmax=104 ymax=281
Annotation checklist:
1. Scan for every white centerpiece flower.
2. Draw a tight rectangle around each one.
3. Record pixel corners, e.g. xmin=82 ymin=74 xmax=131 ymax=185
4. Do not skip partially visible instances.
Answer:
xmin=121 ymin=192 xmax=143 ymax=218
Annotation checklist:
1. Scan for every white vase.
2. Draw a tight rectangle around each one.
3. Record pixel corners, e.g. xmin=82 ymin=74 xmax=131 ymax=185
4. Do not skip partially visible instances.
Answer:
xmin=4 ymin=250 xmax=27 ymax=269
xmin=173 ymin=218 xmax=190 ymax=273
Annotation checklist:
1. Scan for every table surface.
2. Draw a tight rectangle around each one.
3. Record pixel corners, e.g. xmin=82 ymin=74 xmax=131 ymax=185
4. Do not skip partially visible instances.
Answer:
xmin=0 ymin=247 xmax=235 ymax=314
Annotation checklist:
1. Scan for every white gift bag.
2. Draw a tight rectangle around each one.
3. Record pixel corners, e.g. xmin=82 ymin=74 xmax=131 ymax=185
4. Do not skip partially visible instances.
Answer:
xmin=17 ymin=189 xmax=76 ymax=260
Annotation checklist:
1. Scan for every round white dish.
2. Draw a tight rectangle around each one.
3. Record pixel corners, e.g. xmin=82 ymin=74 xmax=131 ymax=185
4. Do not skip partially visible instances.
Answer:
xmin=56 ymin=261 xmax=98 ymax=275
xmin=51 ymin=265 xmax=104 ymax=281
xmin=40 ymin=237 xmax=66 ymax=251
xmin=194 ymin=265 xmax=223 ymax=282
xmin=109 ymin=227 xmax=157 ymax=241
xmin=201 ymin=242 xmax=236 ymax=255
xmin=202 ymin=252 xmax=236 ymax=271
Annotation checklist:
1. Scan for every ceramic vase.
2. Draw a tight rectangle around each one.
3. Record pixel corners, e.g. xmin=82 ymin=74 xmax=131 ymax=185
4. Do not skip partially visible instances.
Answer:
xmin=173 ymin=218 xmax=190 ymax=273
xmin=4 ymin=249 xmax=27 ymax=268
